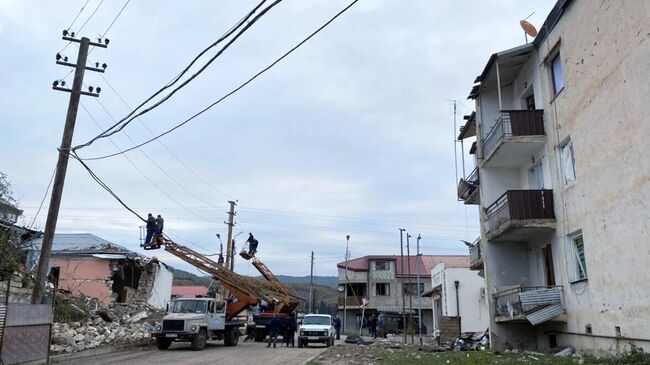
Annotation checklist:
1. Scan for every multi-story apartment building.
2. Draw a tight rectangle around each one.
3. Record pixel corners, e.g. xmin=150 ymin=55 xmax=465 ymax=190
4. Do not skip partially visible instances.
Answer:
xmin=456 ymin=0 xmax=650 ymax=354
xmin=336 ymin=255 xmax=468 ymax=334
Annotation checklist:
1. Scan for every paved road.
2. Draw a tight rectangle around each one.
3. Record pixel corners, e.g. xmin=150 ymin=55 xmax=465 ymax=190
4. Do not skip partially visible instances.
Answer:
xmin=61 ymin=340 xmax=330 ymax=365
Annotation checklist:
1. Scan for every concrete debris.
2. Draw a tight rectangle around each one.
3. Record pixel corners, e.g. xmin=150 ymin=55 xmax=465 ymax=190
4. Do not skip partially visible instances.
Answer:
xmin=50 ymin=291 xmax=164 ymax=354
xmin=554 ymin=347 xmax=574 ymax=357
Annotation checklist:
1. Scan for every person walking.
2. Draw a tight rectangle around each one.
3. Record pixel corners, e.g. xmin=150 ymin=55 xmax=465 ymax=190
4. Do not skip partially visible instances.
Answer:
xmin=267 ymin=314 xmax=282 ymax=348
xmin=144 ymin=213 xmax=156 ymax=245
xmin=377 ymin=314 xmax=385 ymax=338
xmin=334 ymin=315 xmax=341 ymax=340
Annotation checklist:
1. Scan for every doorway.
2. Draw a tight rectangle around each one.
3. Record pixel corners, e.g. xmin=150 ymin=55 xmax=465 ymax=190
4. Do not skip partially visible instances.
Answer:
xmin=542 ymin=245 xmax=556 ymax=286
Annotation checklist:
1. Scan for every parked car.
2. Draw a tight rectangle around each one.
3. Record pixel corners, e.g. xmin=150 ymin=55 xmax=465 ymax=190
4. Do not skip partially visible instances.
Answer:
xmin=297 ymin=314 xmax=335 ymax=348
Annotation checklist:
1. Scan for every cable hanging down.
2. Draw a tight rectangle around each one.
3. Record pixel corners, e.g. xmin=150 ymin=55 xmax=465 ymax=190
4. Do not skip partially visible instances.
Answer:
xmin=78 ymin=0 xmax=360 ymax=161
xmin=73 ymin=0 xmax=275 ymax=151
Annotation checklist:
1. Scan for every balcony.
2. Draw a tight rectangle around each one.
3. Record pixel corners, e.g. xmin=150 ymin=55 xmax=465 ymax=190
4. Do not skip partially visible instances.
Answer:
xmin=468 ymin=237 xmax=483 ymax=270
xmin=493 ymin=286 xmax=566 ymax=325
xmin=484 ymin=190 xmax=555 ymax=242
xmin=338 ymin=295 xmax=364 ymax=308
xmin=457 ymin=168 xmax=480 ymax=205
xmin=482 ymin=110 xmax=546 ymax=168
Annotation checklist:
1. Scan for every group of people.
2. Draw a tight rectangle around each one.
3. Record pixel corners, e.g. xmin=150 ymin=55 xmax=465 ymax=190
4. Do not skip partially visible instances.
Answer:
xmin=143 ymin=213 xmax=164 ymax=245
xmin=267 ymin=313 xmax=297 ymax=348
xmin=332 ymin=314 xmax=386 ymax=339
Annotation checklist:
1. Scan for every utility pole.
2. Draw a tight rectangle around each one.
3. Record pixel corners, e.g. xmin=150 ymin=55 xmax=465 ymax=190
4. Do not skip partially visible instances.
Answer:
xmin=32 ymin=35 xmax=107 ymax=304
xmin=399 ymin=228 xmax=407 ymax=344
xmin=406 ymin=233 xmax=414 ymax=344
xmin=224 ymin=200 xmax=237 ymax=271
xmin=343 ymin=235 xmax=350 ymax=334
xmin=309 ymin=251 xmax=314 ymax=313
xmin=416 ymin=234 xmax=423 ymax=345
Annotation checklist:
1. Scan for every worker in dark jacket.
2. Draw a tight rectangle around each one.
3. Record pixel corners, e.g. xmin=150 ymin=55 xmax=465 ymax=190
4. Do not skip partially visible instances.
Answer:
xmin=267 ymin=314 xmax=282 ymax=348
xmin=284 ymin=312 xmax=296 ymax=347
xmin=144 ymin=213 xmax=156 ymax=245
xmin=246 ymin=233 xmax=259 ymax=256
xmin=155 ymin=215 xmax=164 ymax=235
xmin=334 ymin=316 xmax=341 ymax=340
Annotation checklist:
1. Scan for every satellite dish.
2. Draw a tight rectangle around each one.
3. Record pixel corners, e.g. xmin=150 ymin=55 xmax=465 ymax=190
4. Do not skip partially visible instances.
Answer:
xmin=520 ymin=20 xmax=538 ymax=38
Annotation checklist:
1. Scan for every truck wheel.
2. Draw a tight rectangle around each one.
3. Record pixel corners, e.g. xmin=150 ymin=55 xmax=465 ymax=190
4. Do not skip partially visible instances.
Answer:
xmin=298 ymin=340 xmax=303 ymax=348
xmin=156 ymin=338 xmax=172 ymax=350
xmin=224 ymin=326 xmax=240 ymax=347
xmin=191 ymin=328 xmax=207 ymax=351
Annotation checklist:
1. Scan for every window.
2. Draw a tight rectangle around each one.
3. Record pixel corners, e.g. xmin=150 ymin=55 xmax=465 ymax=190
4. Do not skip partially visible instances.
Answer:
xmin=375 ymin=261 xmax=390 ymax=271
xmin=573 ymin=235 xmax=588 ymax=281
xmin=551 ymin=53 xmax=564 ymax=95
xmin=375 ymin=283 xmax=390 ymax=296
xmin=403 ymin=283 xmax=424 ymax=296
xmin=560 ymin=140 xmax=576 ymax=184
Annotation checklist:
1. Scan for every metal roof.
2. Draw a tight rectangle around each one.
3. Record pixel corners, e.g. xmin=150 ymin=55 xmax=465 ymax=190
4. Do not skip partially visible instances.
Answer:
xmin=27 ymin=233 xmax=138 ymax=257
xmin=337 ymin=255 xmax=469 ymax=277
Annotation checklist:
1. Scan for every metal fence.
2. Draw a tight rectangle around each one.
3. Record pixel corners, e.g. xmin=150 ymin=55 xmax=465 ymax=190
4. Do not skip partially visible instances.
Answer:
xmin=493 ymin=286 xmax=563 ymax=319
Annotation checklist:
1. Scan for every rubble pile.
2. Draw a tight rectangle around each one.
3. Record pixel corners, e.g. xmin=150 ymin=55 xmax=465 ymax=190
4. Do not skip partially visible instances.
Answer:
xmin=50 ymin=291 xmax=165 ymax=354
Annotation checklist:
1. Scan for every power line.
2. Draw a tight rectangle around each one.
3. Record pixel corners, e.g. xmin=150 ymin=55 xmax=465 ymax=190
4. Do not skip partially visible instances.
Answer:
xmin=73 ymin=0 xmax=274 ymax=150
xmin=79 ymin=103 xmax=214 ymax=223
xmin=60 ymin=0 xmax=105 ymax=53
xmin=65 ymin=0 xmax=92 ymax=32
xmin=100 ymin=0 xmax=130 ymax=38
xmin=93 ymin=98 xmax=226 ymax=209
xmin=77 ymin=0 xmax=360 ymax=160
xmin=98 ymin=73 xmax=235 ymax=200
xmin=28 ymin=168 xmax=56 ymax=229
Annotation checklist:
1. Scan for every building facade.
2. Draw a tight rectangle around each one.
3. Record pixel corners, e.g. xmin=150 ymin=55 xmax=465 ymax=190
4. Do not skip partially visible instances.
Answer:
xmin=422 ymin=261 xmax=489 ymax=345
xmin=457 ymin=0 xmax=650 ymax=354
xmin=336 ymin=255 xmax=468 ymax=334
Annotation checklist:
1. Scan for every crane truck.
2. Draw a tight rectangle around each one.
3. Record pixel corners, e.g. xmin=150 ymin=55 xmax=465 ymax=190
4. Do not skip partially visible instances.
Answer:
xmin=146 ymin=237 xmax=301 ymax=350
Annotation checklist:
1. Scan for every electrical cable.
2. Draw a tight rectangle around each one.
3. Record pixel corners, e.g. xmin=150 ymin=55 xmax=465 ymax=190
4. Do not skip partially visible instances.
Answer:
xmin=98 ymin=73 xmax=235 ymax=200
xmin=79 ymin=103 xmax=213 ymax=222
xmin=27 ymin=168 xmax=56 ymax=229
xmin=66 ymin=0 xmax=92 ymax=32
xmin=73 ymin=0 xmax=273 ymax=150
xmin=100 ymin=0 xmax=130 ymax=38
xmin=93 ymin=98 xmax=226 ymax=209
xmin=76 ymin=0 xmax=359 ymax=159
xmin=60 ymin=0 xmax=105 ymax=53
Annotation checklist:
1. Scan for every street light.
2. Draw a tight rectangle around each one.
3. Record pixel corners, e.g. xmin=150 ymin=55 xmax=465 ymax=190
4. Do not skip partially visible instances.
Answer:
xmin=343 ymin=234 xmax=350 ymax=334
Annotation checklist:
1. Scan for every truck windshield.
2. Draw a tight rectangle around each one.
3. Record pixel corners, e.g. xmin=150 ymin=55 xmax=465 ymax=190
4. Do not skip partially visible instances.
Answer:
xmin=303 ymin=316 xmax=330 ymax=325
xmin=172 ymin=300 xmax=208 ymax=314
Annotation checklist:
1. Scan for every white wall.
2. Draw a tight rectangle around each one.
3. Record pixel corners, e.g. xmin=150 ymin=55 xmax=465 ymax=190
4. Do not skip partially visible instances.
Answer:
xmin=148 ymin=263 xmax=173 ymax=310
xmin=431 ymin=263 xmax=489 ymax=334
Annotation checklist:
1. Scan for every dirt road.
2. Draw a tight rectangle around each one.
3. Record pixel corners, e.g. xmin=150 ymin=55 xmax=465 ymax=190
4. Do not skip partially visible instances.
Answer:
xmin=59 ymin=340 xmax=329 ymax=365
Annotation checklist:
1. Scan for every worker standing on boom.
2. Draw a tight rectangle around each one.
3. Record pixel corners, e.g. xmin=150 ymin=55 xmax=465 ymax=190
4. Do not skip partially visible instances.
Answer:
xmin=144 ymin=213 xmax=156 ymax=245
xmin=246 ymin=233 xmax=259 ymax=256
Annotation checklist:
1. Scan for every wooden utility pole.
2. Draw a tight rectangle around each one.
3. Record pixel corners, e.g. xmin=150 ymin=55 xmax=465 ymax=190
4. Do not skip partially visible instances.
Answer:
xmin=224 ymin=200 xmax=237 ymax=271
xmin=399 ymin=228 xmax=407 ymax=344
xmin=309 ymin=251 xmax=314 ymax=313
xmin=32 ymin=35 xmax=107 ymax=304
xmin=406 ymin=233 xmax=414 ymax=344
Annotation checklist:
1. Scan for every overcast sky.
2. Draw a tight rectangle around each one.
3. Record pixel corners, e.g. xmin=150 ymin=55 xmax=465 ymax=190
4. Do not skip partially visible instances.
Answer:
xmin=0 ymin=0 xmax=555 ymax=277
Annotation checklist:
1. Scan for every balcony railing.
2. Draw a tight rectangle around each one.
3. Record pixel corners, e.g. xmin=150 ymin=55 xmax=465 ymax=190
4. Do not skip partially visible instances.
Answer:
xmin=485 ymin=190 xmax=555 ymax=234
xmin=338 ymin=295 xmax=364 ymax=307
xmin=457 ymin=168 xmax=480 ymax=203
xmin=493 ymin=286 xmax=565 ymax=325
xmin=468 ymin=237 xmax=483 ymax=270
xmin=482 ymin=110 xmax=545 ymax=159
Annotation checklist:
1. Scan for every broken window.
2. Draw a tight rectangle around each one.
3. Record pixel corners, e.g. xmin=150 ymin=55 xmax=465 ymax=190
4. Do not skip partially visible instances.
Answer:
xmin=375 ymin=261 xmax=389 ymax=271
xmin=560 ymin=139 xmax=576 ymax=184
xmin=403 ymin=283 xmax=424 ymax=296
xmin=375 ymin=283 xmax=390 ymax=296
xmin=573 ymin=235 xmax=588 ymax=281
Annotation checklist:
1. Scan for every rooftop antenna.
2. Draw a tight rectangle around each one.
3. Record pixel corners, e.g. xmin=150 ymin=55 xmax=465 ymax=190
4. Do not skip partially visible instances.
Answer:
xmin=520 ymin=12 xmax=538 ymax=44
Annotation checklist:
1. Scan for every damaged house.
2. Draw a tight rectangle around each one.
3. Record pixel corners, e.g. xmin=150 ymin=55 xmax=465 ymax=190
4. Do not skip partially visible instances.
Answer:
xmin=26 ymin=233 xmax=172 ymax=309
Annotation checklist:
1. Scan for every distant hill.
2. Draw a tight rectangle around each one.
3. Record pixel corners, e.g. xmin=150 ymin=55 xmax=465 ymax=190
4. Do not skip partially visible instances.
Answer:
xmin=170 ymin=268 xmax=339 ymax=313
